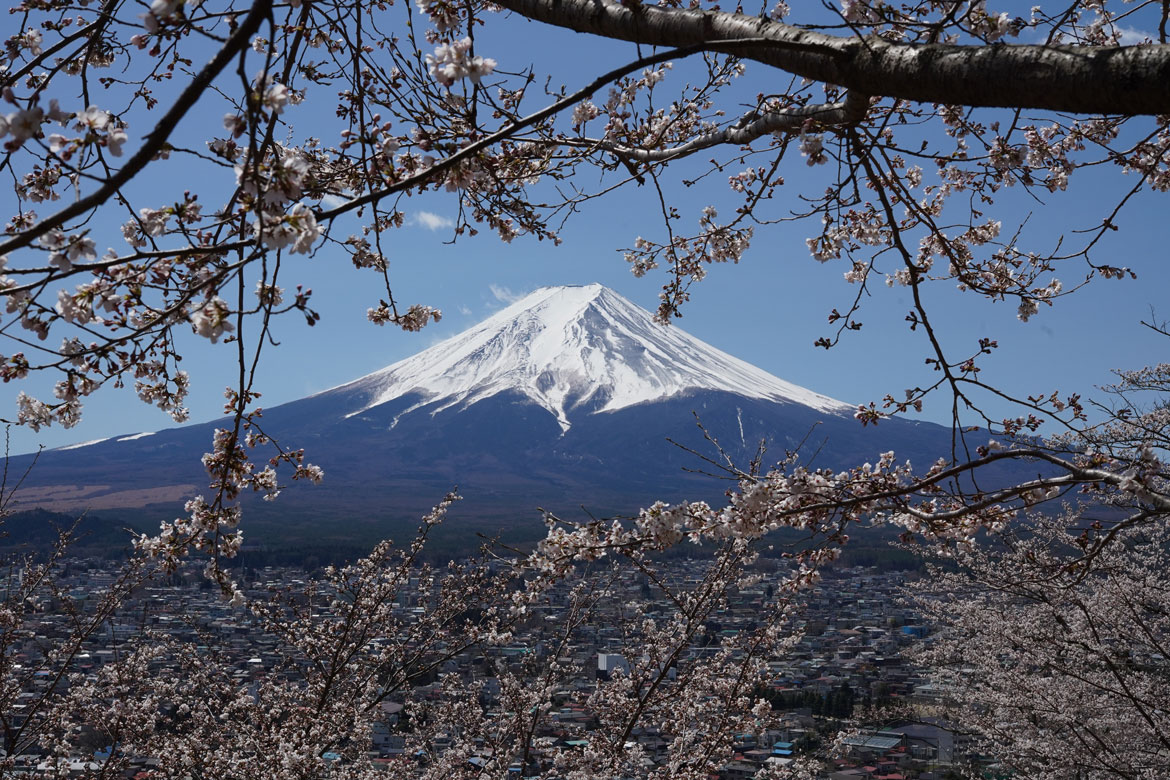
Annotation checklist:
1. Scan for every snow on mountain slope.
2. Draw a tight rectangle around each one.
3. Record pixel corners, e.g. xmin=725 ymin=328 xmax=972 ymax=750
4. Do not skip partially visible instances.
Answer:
xmin=328 ymin=284 xmax=853 ymax=431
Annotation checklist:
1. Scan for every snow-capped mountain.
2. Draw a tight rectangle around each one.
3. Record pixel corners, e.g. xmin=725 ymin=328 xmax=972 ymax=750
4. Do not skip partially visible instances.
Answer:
xmin=6 ymin=284 xmax=956 ymax=552
xmin=325 ymin=284 xmax=852 ymax=431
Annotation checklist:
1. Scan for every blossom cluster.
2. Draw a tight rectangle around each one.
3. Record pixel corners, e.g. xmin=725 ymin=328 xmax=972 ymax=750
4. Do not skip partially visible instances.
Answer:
xmin=367 ymin=301 xmax=443 ymax=331
xmin=426 ymin=38 xmax=497 ymax=87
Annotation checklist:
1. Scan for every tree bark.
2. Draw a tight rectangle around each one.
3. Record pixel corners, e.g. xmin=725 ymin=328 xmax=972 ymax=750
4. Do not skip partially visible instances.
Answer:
xmin=495 ymin=0 xmax=1170 ymax=116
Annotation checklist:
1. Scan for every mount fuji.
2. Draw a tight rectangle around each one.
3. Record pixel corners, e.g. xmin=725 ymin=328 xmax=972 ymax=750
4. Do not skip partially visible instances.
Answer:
xmin=328 ymin=284 xmax=852 ymax=431
xmin=7 ymin=284 xmax=957 ymax=551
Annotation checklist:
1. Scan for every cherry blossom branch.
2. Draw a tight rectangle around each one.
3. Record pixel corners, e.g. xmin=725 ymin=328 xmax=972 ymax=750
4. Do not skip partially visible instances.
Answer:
xmin=831 ymin=447 xmax=1168 ymax=518
xmin=1 ymin=242 xmax=251 ymax=283
xmin=0 ymin=0 xmax=275 ymax=258
xmin=317 ymin=37 xmax=783 ymax=220
xmin=567 ymin=90 xmax=870 ymax=163
xmin=0 ymin=0 xmax=119 ymax=91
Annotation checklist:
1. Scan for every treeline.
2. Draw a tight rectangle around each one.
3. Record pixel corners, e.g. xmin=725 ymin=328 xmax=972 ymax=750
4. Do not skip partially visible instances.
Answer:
xmin=757 ymin=681 xmax=898 ymax=719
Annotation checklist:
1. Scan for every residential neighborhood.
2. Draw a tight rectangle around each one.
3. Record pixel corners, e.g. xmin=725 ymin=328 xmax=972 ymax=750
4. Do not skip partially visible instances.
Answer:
xmin=0 ymin=556 xmax=988 ymax=778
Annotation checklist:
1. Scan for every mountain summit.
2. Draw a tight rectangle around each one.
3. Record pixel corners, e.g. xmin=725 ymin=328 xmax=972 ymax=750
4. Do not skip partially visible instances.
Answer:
xmin=8 ymin=283 xmax=953 ymax=551
xmin=324 ymin=284 xmax=851 ymax=432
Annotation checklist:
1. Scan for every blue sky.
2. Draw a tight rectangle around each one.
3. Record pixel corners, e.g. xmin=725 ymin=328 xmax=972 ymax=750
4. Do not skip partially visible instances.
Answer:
xmin=4 ymin=8 xmax=1170 ymax=456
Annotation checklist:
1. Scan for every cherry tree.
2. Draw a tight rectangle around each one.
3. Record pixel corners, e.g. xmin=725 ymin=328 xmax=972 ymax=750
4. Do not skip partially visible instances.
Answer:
xmin=0 ymin=0 xmax=1169 ymax=775
xmin=907 ymin=332 xmax=1170 ymax=780
xmin=913 ymin=506 xmax=1170 ymax=780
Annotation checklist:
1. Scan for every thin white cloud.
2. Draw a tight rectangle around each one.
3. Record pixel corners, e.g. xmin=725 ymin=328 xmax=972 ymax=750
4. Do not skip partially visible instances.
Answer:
xmin=415 ymin=211 xmax=454 ymax=231
xmin=1116 ymin=25 xmax=1153 ymax=45
xmin=320 ymin=193 xmax=348 ymax=209
xmin=489 ymin=284 xmax=521 ymax=304
xmin=1024 ymin=25 xmax=1153 ymax=46
xmin=458 ymin=304 xmax=473 ymax=316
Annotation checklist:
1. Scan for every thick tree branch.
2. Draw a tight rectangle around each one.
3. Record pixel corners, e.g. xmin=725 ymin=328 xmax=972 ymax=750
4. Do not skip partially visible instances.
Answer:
xmin=495 ymin=0 xmax=1170 ymax=115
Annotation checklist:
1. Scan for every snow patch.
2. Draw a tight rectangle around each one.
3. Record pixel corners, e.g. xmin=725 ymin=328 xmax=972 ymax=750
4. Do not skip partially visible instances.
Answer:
xmin=57 ymin=438 xmax=108 ymax=451
xmin=116 ymin=432 xmax=156 ymax=442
